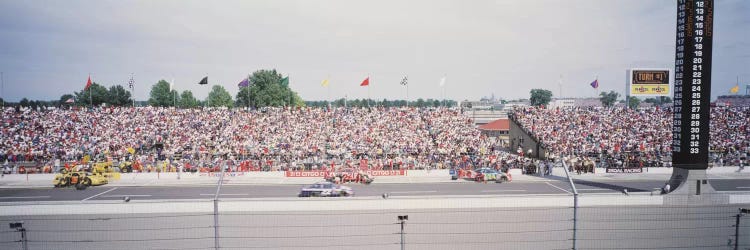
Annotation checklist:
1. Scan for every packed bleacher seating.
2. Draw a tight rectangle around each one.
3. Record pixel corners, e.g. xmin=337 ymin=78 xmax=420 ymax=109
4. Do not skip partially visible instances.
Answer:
xmin=1 ymin=106 xmax=530 ymax=172
xmin=510 ymin=106 xmax=750 ymax=167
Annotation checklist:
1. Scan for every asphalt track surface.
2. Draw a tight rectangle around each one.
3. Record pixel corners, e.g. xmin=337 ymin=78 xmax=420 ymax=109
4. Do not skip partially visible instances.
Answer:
xmin=0 ymin=179 xmax=748 ymax=202
xmin=1 ymin=203 xmax=748 ymax=250
xmin=0 ymin=179 xmax=749 ymax=249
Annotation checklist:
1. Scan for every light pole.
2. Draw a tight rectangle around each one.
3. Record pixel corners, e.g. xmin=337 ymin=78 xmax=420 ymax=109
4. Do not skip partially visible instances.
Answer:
xmin=735 ymin=208 xmax=749 ymax=250
xmin=9 ymin=222 xmax=27 ymax=250
xmin=398 ymin=215 xmax=408 ymax=250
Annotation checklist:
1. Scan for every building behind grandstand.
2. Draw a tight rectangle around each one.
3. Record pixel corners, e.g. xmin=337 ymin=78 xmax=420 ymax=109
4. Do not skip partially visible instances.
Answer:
xmin=715 ymin=95 xmax=750 ymax=107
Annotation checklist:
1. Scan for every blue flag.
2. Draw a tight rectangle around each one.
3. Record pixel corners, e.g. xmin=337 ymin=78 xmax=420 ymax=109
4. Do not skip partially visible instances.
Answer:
xmin=590 ymin=79 xmax=599 ymax=89
xmin=238 ymin=78 xmax=249 ymax=87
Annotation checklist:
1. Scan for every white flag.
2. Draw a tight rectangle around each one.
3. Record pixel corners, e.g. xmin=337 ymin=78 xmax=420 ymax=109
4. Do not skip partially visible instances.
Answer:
xmin=439 ymin=76 xmax=446 ymax=87
xmin=170 ymin=79 xmax=174 ymax=92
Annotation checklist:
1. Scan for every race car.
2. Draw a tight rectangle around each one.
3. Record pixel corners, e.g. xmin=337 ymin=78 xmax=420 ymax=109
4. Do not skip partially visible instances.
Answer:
xmin=298 ymin=182 xmax=354 ymax=197
xmin=470 ymin=168 xmax=511 ymax=183
xmin=53 ymin=170 xmax=109 ymax=190
xmin=324 ymin=168 xmax=374 ymax=184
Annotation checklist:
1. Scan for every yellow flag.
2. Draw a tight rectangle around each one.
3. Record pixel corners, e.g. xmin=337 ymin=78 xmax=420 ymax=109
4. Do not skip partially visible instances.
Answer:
xmin=730 ymin=85 xmax=739 ymax=94
xmin=321 ymin=79 xmax=329 ymax=87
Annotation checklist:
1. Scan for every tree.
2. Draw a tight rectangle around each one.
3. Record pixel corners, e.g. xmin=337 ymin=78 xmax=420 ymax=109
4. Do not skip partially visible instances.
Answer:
xmin=179 ymin=90 xmax=200 ymax=108
xmin=74 ymin=82 xmax=108 ymax=107
xmin=599 ymin=91 xmax=620 ymax=107
xmin=107 ymin=85 xmax=133 ymax=106
xmin=415 ymin=98 xmax=425 ymax=107
xmin=644 ymin=96 xmax=673 ymax=106
xmin=148 ymin=80 xmax=174 ymax=107
xmin=334 ymin=98 xmax=346 ymax=107
xmin=239 ymin=69 xmax=304 ymax=108
xmin=59 ymin=94 xmax=74 ymax=106
xmin=529 ymin=89 xmax=553 ymax=107
xmin=19 ymin=98 xmax=29 ymax=107
xmin=627 ymin=96 xmax=641 ymax=109
xmin=207 ymin=85 xmax=234 ymax=108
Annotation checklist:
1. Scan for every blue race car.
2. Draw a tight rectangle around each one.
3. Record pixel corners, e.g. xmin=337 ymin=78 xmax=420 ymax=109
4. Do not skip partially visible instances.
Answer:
xmin=298 ymin=182 xmax=354 ymax=197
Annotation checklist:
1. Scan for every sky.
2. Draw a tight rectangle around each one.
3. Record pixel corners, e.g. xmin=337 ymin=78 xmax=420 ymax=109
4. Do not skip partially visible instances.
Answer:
xmin=0 ymin=0 xmax=748 ymax=103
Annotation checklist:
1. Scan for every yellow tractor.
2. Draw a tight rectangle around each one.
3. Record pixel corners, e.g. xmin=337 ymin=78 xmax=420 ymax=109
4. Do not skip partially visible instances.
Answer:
xmin=53 ymin=169 xmax=109 ymax=190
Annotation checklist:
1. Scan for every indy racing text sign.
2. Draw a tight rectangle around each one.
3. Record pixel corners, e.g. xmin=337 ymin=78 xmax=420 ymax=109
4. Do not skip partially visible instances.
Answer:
xmin=606 ymin=168 xmax=644 ymax=173
xmin=672 ymin=0 xmax=713 ymax=169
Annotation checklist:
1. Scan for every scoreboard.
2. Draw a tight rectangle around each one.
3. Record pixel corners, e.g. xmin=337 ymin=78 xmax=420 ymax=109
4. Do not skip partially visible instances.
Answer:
xmin=672 ymin=0 xmax=713 ymax=169
xmin=629 ymin=69 xmax=671 ymax=96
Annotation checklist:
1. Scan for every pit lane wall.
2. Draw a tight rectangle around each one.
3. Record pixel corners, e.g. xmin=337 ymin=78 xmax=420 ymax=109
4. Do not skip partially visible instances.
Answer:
xmin=0 ymin=169 xmax=450 ymax=187
xmin=285 ymin=169 xmax=406 ymax=177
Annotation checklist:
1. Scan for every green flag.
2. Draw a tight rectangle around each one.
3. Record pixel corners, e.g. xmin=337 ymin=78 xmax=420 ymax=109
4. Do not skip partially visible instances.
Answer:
xmin=280 ymin=76 xmax=289 ymax=87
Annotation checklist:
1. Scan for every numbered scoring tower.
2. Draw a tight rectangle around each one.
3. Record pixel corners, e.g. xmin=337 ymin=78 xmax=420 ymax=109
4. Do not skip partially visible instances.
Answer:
xmin=669 ymin=0 xmax=714 ymax=195
xmin=673 ymin=0 xmax=712 ymax=168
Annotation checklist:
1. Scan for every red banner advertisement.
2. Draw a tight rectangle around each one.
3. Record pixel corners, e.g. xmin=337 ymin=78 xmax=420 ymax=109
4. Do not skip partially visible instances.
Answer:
xmin=285 ymin=170 xmax=328 ymax=177
xmin=285 ymin=169 xmax=406 ymax=177
xmin=364 ymin=169 xmax=406 ymax=176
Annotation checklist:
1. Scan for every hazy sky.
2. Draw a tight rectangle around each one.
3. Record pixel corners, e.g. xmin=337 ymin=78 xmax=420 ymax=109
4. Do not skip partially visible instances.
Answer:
xmin=0 ymin=0 xmax=748 ymax=102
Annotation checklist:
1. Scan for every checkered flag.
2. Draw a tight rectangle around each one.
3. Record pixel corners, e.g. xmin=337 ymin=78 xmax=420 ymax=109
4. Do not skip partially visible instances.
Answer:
xmin=400 ymin=76 xmax=408 ymax=86
xmin=128 ymin=75 xmax=135 ymax=90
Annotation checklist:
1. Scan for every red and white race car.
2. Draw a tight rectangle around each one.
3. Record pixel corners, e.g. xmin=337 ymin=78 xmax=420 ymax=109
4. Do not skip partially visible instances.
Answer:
xmin=324 ymin=168 xmax=374 ymax=184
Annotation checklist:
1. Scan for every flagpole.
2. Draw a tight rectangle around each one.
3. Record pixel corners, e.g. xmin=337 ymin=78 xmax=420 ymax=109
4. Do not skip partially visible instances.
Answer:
xmin=206 ymin=74 xmax=209 ymax=108
xmin=440 ymin=75 xmax=446 ymax=107
xmin=89 ymin=73 xmax=92 ymax=107
xmin=246 ymin=74 xmax=250 ymax=109
xmin=406 ymin=77 xmax=409 ymax=108
xmin=131 ymin=73 xmax=135 ymax=107
xmin=1 ymin=72 xmax=4 ymax=108
xmin=558 ymin=74 xmax=563 ymax=99
xmin=173 ymin=78 xmax=176 ymax=107
xmin=367 ymin=74 xmax=371 ymax=108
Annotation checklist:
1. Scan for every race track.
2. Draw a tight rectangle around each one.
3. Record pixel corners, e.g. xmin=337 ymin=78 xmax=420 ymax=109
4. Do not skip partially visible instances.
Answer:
xmin=0 ymin=179 xmax=748 ymax=202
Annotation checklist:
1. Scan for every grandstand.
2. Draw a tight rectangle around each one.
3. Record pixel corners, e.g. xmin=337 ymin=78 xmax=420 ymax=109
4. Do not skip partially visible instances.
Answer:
xmin=509 ymin=106 xmax=749 ymax=167
xmin=1 ymin=104 xmax=747 ymax=172
xmin=715 ymin=95 xmax=750 ymax=107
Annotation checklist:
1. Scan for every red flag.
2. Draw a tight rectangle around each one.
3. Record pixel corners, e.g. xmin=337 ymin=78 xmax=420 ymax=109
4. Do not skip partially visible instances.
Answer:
xmin=360 ymin=77 xmax=369 ymax=86
xmin=85 ymin=76 xmax=92 ymax=90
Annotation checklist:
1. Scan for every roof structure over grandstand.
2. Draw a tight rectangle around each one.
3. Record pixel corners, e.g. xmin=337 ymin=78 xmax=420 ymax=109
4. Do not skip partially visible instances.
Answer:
xmin=478 ymin=118 xmax=509 ymax=131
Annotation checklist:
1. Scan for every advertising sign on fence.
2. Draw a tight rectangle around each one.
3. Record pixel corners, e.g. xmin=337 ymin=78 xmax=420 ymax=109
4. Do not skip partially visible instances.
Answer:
xmin=285 ymin=169 xmax=406 ymax=177
xmin=606 ymin=168 xmax=643 ymax=173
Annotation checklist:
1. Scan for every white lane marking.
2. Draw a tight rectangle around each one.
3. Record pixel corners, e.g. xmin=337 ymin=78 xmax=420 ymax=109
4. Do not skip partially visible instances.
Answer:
xmin=480 ymin=190 xmax=526 ymax=193
xmin=546 ymin=182 xmax=572 ymax=194
xmin=82 ymin=187 xmax=118 ymax=201
xmin=577 ymin=188 xmax=610 ymax=191
xmin=199 ymin=193 xmax=248 ymax=196
xmin=0 ymin=196 xmax=51 ymax=199
xmin=389 ymin=191 xmax=438 ymax=194
xmin=737 ymin=187 xmax=750 ymax=189
xmin=102 ymin=195 xmax=153 ymax=198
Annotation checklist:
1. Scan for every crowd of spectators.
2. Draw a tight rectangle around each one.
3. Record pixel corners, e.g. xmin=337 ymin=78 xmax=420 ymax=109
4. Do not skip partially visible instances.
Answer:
xmin=710 ymin=106 xmax=750 ymax=166
xmin=1 ymin=106 xmax=529 ymax=172
xmin=4 ymin=104 xmax=745 ymax=173
xmin=511 ymin=106 xmax=750 ymax=167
